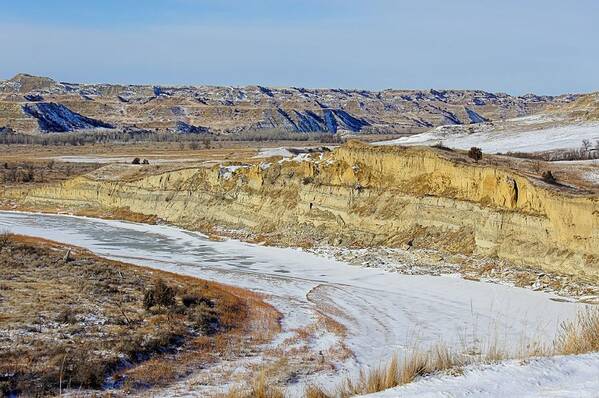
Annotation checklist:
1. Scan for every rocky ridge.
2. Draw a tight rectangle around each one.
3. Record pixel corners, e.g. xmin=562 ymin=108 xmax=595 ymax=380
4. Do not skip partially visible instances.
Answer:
xmin=0 ymin=73 xmax=578 ymax=135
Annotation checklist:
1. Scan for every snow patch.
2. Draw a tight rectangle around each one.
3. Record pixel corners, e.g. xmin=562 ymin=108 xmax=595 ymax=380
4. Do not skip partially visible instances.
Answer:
xmin=255 ymin=147 xmax=294 ymax=158
xmin=376 ymin=122 xmax=599 ymax=154
xmin=219 ymin=164 xmax=249 ymax=179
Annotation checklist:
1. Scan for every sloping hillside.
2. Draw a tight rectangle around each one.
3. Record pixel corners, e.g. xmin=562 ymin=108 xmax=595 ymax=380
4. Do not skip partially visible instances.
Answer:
xmin=378 ymin=92 xmax=599 ymax=154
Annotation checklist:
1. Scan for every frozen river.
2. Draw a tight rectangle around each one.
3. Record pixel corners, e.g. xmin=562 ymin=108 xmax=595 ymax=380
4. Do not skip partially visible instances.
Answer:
xmin=0 ymin=211 xmax=585 ymax=392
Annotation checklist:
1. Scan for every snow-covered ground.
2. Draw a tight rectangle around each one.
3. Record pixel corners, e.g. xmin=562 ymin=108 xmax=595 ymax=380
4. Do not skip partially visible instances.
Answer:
xmin=254 ymin=146 xmax=337 ymax=159
xmin=583 ymin=169 xmax=599 ymax=184
xmin=254 ymin=147 xmax=295 ymax=158
xmin=0 ymin=211 xmax=594 ymax=396
xmin=376 ymin=121 xmax=599 ymax=154
xmin=362 ymin=353 xmax=599 ymax=398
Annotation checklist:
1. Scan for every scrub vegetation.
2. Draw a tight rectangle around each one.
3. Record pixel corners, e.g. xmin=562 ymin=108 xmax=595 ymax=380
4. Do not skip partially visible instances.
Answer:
xmin=0 ymin=234 xmax=280 ymax=397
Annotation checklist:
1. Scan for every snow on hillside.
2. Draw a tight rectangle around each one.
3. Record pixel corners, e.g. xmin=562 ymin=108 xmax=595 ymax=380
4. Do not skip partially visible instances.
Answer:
xmin=583 ymin=169 xmax=599 ymax=184
xmin=361 ymin=353 xmax=599 ymax=398
xmin=377 ymin=121 xmax=599 ymax=154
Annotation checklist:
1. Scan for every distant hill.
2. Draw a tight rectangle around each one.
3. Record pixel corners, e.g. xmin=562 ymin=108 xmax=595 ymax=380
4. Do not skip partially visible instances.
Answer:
xmin=0 ymin=73 xmax=579 ymax=135
xmin=550 ymin=92 xmax=599 ymax=121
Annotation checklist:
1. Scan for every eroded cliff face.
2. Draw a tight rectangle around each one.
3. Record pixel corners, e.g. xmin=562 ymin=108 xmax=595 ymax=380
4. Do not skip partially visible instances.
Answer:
xmin=9 ymin=142 xmax=599 ymax=277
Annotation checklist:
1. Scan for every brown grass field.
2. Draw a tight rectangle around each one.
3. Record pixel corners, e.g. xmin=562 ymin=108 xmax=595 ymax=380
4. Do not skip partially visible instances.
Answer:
xmin=0 ymin=234 xmax=280 ymax=397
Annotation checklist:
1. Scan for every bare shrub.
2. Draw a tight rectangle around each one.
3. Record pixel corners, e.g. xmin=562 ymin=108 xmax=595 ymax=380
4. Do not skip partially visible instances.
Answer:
xmin=143 ymin=279 xmax=176 ymax=309
xmin=302 ymin=176 xmax=314 ymax=185
xmin=0 ymin=229 xmax=10 ymax=251
xmin=182 ymin=293 xmax=214 ymax=308
xmin=468 ymin=147 xmax=483 ymax=162
xmin=55 ymin=307 xmax=79 ymax=324
xmin=542 ymin=170 xmax=557 ymax=184
xmin=188 ymin=303 xmax=220 ymax=335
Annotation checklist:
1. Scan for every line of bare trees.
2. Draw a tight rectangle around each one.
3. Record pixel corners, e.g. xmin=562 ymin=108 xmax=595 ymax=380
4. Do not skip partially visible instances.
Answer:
xmin=0 ymin=128 xmax=345 ymax=147
xmin=506 ymin=139 xmax=599 ymax=162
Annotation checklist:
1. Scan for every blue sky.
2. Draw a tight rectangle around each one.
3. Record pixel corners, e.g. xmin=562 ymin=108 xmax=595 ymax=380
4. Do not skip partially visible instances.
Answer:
xmin=1 ymin=0 xmax=598 ymax=94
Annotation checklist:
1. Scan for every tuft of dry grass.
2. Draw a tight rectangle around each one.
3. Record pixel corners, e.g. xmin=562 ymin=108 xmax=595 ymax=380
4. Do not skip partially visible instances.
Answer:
xmin=555 ymin=307 xmax=599 ymax=355
xmin=397 ymin=350 xmax=428 ymax=385
xmin=222 ymin=371 xmax=285 ymax=398
xmin=304 ymin=385 xmax=332 ymax=398
xmin=428 ymin=344 xmax=460 ymax=372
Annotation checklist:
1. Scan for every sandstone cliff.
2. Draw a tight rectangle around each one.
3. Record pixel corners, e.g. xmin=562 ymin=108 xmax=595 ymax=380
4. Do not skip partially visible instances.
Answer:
xmin=8 ymin=142 xmax=598 ymax=277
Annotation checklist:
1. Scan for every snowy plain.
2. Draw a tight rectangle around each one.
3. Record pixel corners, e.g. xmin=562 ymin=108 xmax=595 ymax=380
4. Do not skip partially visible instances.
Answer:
xmin=0 ymin=211 xmax=596 ymax=396
xmin=376 ymin=121 xmax=599 ymax=154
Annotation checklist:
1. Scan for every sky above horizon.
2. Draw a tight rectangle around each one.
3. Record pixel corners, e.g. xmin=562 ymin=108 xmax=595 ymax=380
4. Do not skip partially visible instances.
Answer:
xmin=1 ymin=0 xmax=598 ymax=95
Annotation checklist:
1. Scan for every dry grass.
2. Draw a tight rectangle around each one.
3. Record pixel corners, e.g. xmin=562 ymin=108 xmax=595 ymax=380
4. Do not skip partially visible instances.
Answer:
xmin=327 ymin=347 xmax=458 ymax=398
xmin=222 ymin=371 xmax=285 ymax=398
xmin=0 ymin=234 xmax=280 ymax=397
xmin=0 ymin=160 xmax=99 ymax=187
xmin=305 ymin=385 xmax=332 ymax=398
xmin=555 ymin=307 xmax=599 ymax=355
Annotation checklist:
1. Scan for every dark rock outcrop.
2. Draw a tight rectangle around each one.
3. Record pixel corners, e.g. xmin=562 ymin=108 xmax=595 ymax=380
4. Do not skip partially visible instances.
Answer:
xmin=175 ymin=121 xmax=210 ymax=134
xmin=22 ymin=103 xmax=114 ymax=133
xmin=329 ymin=109 xmax=370 ymax=132
xmin=465 ymin=107 xmax=490 ymax=124
xmin=24 ymin=94 xmax=44 ymax=102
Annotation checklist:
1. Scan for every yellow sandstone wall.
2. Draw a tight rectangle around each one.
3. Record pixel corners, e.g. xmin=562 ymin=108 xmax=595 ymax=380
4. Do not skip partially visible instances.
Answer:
xmin=10 ymin=142 xmax=599 ymax=277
